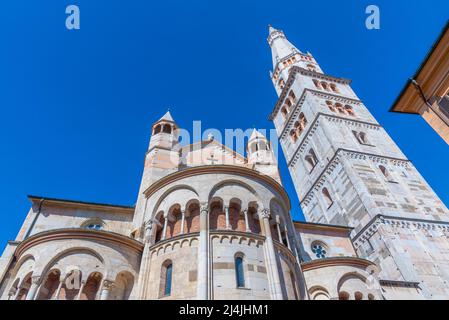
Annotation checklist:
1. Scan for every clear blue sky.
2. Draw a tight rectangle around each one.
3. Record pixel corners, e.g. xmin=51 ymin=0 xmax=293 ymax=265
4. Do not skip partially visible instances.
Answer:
xmin=0 ymin=1 xmax=448 ymax=249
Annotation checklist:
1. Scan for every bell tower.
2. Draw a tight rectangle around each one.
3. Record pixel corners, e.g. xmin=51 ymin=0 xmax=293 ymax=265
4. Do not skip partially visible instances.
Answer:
xmin=134 ymin=111 xmax=180 ymax=229
xmin=267 ymin=25 xmax=449 ymax=299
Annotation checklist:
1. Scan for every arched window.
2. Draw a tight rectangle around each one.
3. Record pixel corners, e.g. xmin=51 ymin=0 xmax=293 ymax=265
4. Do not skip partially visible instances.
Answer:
xmin=335 ymin=103 xmax=345 ymax=114
xmin=235 ymin=255 xmax=245 ymax=288
xmin=160 ymin=261 xmax=173 ymax=297
xmin=164 ymin=264 xmax=173 ymax=296
xmin=322 ymin=188 xmax=334 ymax=208
xmin=290 ymin=130 xmax=298 ymax=143
xmin=330 ymin=83 xmax=339 ymax=93
xmin=289 ymin=90 xmax=296 ymax=101
xmin=345 ymin=105 xmax=355 ymax=116
xmin=162 ymin=124 xmax=172 ymax=134
xmin=321 ymin=81 xmax=329 ymax=91
xmin=82 ymin=219 xmax=104 ymax=231
xmin=339 ymin=291 xmax=350 ymax=300
xmin=305 ymin=149 xmax=318 ymax=172
xmin=313 ymin=79 xmax=321 ymax=89
xmin=368 ymin=293 xmax=375 ymax=300
xmin=353 ymin=131 xmax=370 ymax=145
xmin=299 ymin=113 xmax=307 ymax=129
xmin=379 ymin=165 xmax=394 ymax=182
xmin=281 ymin=107 xmax=288 ymax=119
xmin=153 ymin=124 xmax=162 ymax=135
xmin=326 ymin=100 xmax=336 ymax=112
xmin=354 ymin=292 xmax=363 ymax=300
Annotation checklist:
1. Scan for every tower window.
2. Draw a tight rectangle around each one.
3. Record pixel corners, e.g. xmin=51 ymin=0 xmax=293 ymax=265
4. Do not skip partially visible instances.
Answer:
xmin=321 ymin=81 xmax=329 ymax=91
xmin=379 ymin=165 xmax=395 ymax=182
xmin=162 ymin=124 xmax=172 ymax=134
xmin=353 ymin=131 xmax=371 ymax=145
xmin=235 ymin=255 xmax=245 ymax=288
xmin=322 ymin=188 xmax=334 ymax=209
xmin=281 ymin=107 xmax=288 ymax=119
xmin=330 ymin=83 xmax=339 ymax=93
xmin=290 ymin=130 xmax=298 ymax=143
xmin=305 ymin=149 xmax=319 ymax=173
xmin=313 ymin=79 xmax=321 ymax=89
xmin=326 ymin=100 xmax=336 ymax=112
xmin=345 ymin=105 xmax=355 ymax=116
xmin=335 ymin=103 xmax=345 ymax=114
xmin=154 ymin=124 xmax=162 ymax=135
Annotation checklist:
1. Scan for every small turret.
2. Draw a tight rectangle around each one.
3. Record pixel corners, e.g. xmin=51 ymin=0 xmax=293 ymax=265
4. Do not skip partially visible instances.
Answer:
xmin=247 ymin=129 xmax=281 ymax=183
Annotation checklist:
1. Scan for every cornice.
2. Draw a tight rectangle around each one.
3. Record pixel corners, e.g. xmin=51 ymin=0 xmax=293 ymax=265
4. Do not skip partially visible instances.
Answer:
xmin=15 ymin=229 xmax=144 ymax=257
xmin=28 ymin=196 xmax=134 ymax=213
xmin=282 ymin=112 xmax=381 ymax=152
xmin=352 ymin=214 xmax=449 ymax=249
xmin=300 ymin=149 xmax=411 ymax=205
xmin=301 ymin=256 xmax=375 ymax=272
xmin=142 ymin=165 xmax=291 ymax=211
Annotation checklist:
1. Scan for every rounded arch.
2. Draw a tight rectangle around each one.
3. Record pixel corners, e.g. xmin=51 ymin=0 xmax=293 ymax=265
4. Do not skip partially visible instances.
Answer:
xmin=309 ymin=286 xmax=330 ymax=300
xmin=38 ymin=247 xmax=105 ymax=281
xmin=208 ymin=179 xmax=259 ymax=201
xmin=111 ymin=271 xmax=134 ymax=300
xmin=151 ymin=185 xmax=200 ymax=219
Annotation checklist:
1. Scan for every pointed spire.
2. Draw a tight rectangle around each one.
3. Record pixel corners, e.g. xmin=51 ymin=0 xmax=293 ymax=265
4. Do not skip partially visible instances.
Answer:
xmin=249 ymin=129 xmax=267 ymax=142
xmin=267 ymin=25 xmax=301 ymax=69
xmin=159 ymin=110 xmax=174 ymax=122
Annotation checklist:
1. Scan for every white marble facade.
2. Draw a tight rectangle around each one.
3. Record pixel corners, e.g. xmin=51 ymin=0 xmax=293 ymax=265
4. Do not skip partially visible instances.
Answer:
xmin=1 ymin=25 xmax=442 ymax=300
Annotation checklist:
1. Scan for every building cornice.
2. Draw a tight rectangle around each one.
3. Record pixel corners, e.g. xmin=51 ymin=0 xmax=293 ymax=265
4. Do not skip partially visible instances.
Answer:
xmin=143 ymin=165 xmax=291 ymax=211
xmin=301 ymin=256 xmax=375 ymax=272
xmin=269 ymin=66 xmax=352 ymax=120
xmin=27 ymin=195 xmax=135 ymax=213
xmin=352 ymin=214 xmax=449 ymax=249
xmin=293 ymin=220 xmax=353 ymax=234
xmin=15 ymin=229 xmax=144 ymax=258
xmin=283 ymin=112 xmax=381 ymax=153
xmin=278 ymin=90 xmax=365 ymax=140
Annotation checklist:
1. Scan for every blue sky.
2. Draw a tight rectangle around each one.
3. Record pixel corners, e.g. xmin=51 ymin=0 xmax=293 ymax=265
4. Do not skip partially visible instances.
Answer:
xmin=0 ymin=1 xmax=448 ymax=248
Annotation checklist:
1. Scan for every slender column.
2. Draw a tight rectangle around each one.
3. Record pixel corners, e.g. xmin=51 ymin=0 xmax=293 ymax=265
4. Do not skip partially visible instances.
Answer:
xmin=76 ymin=281 xmax=86 ymax=300
xmin=197 ymin=204 xmax=209 ymax=300
xmin=8 ymin=287 xmax=17 ymax=300
xmin=100 ymin=280 xmax=114 ymax=300
xmin=180 ymin=210 xmax=186 ymax=235
xmin=243 ymin=209 xmax=251 ymax=233
xmin=136 ymin=220 xmax=154 ymax=299
xmin=25 ymin=276 xmax=41 ymax=300
xmin=225 ymin=206 xmax=231 ymax=230
xmin=284 ymin=224 xmax=292 ymax=250
xmin=53 ymin=280 xmax=64 ymax=300
xmin=260 ymin=209 xmax=283 ymax=300
xmin=275 ymin=216 xmax=283 ymax=243
xmin=162 ymin=213 xmax=168 ymax=240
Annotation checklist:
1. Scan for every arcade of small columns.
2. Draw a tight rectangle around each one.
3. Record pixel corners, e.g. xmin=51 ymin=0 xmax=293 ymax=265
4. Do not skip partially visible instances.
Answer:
xmin=138 ymin=198 xmax=296 ymax=300
xmin=9 ymin=268 xmax=134 ymax=301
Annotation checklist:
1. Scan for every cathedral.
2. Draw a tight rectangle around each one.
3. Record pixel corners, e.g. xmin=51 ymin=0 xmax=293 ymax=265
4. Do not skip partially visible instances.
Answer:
xmin=0 ymin=26 xmax=448 ymax=301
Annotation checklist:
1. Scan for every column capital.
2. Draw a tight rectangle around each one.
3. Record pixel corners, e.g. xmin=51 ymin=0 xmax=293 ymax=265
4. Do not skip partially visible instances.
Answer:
xmin=200 ymin=204 xmax=209 ymax=214
xmin=259 ymin=209 xmax=271 ymax=219
xmin=102 ymin=280 xmax=115 ymax=290
xmin=31 ymin=275 xmax=41 ymax=285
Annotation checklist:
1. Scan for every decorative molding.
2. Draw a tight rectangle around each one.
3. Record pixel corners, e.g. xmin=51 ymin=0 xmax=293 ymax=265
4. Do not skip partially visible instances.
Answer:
xmin=15 ymin=229 xmax=144 ymax=258
xmin=301 ymin=256 xmax=375 ymax=272
xmin=286 ymin=115 xmax=383 ymax=167
xmin=352 ymin=214 xmax=449 ymax=249
xmin=142 ymin=165 xmax=291 ymax=212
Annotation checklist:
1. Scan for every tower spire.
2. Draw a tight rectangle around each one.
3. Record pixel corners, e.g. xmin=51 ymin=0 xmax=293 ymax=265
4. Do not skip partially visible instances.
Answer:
xmin=267 ymin=25 xmax=301 ymax=69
